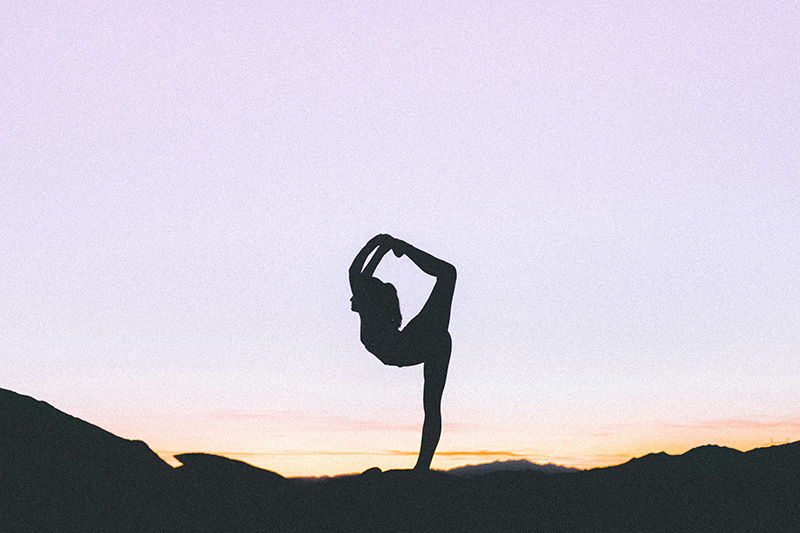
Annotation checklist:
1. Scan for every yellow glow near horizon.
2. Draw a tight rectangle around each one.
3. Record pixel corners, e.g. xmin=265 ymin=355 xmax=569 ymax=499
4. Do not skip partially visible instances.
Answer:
xmin=152 ymin=417 xmax=800 ymax=478
xmin=156 ymin=449 xmax=591 ymax=477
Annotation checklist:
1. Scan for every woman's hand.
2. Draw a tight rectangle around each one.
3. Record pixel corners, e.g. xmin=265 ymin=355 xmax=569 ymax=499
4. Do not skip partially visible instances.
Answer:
xmin=392 ymin=238 xmax=409 ymax=258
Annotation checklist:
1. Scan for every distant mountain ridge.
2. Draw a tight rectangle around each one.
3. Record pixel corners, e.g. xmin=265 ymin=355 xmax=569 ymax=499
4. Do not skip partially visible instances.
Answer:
xmin=607 ymin=440 xmax=800 ymax=477
xmin=3 ymin=387 xmax=800 ymax=532
xmin=446 ymin=458 xmax=580 ymax=477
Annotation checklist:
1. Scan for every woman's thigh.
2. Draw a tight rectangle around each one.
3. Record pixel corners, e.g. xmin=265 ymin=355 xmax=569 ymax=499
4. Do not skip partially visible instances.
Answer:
xmin=399 ymin=321 xmax=450 ymax=365
xmin=410 ymin=278 xmax=454 ymax=333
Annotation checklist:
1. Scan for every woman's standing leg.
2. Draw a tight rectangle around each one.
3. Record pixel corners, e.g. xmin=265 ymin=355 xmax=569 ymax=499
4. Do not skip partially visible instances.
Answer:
xmin=414 ymin=348 xmax=451 ymax=470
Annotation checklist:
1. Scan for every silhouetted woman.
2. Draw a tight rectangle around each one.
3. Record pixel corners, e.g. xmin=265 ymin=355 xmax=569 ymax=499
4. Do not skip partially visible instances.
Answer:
xmin=349 ymin=234 xmax=456 ymax=471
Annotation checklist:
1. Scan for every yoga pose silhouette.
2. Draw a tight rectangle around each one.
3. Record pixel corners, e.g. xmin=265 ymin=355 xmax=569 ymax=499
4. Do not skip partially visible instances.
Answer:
xmin=349 ymin=234 xmax=456 ymax=470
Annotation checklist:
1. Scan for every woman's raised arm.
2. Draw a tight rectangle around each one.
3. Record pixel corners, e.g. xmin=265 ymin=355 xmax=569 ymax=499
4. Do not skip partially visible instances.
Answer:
xmin=349 ymin=234 xmax=392 ymax=290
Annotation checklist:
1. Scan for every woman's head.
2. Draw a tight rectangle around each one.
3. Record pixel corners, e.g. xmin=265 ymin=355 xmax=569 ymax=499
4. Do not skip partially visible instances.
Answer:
xmin=353 ymin=277 xmax=402 ymax=328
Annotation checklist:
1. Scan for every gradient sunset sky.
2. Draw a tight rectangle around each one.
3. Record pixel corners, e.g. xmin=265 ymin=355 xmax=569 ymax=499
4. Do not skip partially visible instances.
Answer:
xmin=2 ymin=2 xmax=799 ymax=477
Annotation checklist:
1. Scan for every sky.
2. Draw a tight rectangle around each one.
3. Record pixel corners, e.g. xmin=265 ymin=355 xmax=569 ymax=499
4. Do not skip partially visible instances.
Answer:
xmin=2 ymin=1 xmax=799 ymax=477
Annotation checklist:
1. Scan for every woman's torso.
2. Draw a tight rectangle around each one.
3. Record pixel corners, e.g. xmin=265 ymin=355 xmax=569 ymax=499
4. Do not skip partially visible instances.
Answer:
xmin=361 ymin=315 xmax=450 ymax=367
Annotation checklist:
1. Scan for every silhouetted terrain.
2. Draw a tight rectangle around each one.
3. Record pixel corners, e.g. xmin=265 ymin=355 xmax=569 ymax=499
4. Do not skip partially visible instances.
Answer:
xmin=2 ymin=388 xmax=799 ymax=532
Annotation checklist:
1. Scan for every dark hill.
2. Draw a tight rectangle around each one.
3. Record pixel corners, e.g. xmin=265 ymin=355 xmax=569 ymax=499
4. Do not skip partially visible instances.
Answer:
xmin=607 ymin=444 xmax=746 ymax=477
xmin=0 ymin=388 xmax=175 ymax=532
xmin=3 ymin=387 xmax=800 ymax=532
xmin=173 ymin=452 xmax=294 ymax=531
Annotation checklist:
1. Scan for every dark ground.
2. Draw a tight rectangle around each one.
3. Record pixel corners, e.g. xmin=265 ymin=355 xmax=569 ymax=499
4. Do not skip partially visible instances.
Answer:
xmin=2 ymin=388 xmax=799 ymax=532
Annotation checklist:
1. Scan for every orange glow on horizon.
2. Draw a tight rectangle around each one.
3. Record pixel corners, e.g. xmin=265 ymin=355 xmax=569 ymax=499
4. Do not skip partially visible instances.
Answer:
xmin=101 ymin=402 xmax=800 ymax=478
xmin=153 ymin=441 xmax=779 ymax=478
xmin=149 ymin=414 xmax=800 ymax=477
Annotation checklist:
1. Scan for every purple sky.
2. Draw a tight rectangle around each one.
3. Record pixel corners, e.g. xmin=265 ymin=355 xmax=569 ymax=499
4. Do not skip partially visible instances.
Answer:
xmin=2 ymin=2 xmax=799 ymax=476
